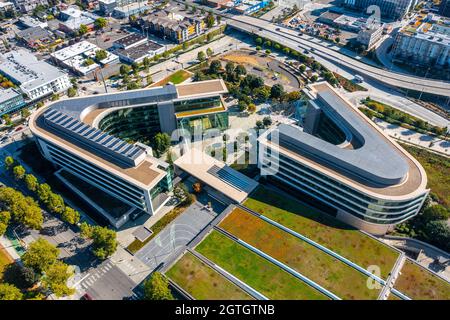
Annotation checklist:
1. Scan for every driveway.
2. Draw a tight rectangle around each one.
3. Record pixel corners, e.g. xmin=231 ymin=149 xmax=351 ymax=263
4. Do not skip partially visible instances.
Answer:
xmin=135 ymin=201 xmax=218 ymax=270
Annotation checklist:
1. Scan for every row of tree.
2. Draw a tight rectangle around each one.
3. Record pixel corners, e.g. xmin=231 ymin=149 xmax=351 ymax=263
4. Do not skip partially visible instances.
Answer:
xmin=4 ymin=156 xmax=80 ymax=227
xmin=0 ymin=238 xmax=74 ymax=299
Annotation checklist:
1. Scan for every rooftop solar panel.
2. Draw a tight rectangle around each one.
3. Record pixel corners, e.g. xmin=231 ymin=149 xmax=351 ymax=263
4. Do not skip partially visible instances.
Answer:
xmin=207 ymin=165 xmax=252 ymax=192
xmin=43 ymin=109 xmax=145 ymax=167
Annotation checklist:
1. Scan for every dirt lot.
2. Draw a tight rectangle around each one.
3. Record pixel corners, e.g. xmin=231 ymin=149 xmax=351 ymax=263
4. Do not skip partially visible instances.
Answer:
xmin=219 ymin=50 xmax=301 ymax=91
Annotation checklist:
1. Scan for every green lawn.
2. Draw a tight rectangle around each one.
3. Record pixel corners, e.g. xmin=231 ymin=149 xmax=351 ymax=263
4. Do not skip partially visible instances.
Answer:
xmin=401 ymin=144 xmax=450 ymax=208
xmin=219 ymin=208 xmax=381 ymax=300
xmin=195 ymin=230 xmax=328 ymax=300
xmin=394 ymin=260 xmax=450 ymax=300
xmin=166 ymin=252 xmax=253 ymax=300
xmin=243 ymin=186 xmax=399 ymax=280
xmin=153 ymin=70 xmax=192 ymax=86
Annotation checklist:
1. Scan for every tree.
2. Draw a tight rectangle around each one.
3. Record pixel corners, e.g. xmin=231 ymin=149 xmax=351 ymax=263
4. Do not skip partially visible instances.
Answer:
xmin=143 ymin=272 xmax=173 ymax=300
xmin=143 ymin=57 xmax=151 ymax=72
xmin=36 ymin=183 xmax=52 ymax=204
xmin=238 ymin=100 xmax=247 ymax=112
xmin=263 ymin=116 xmax=272 ymax=127
xmin=95 ymin=49 xmax=107 ymax=61
xmin=94 ymin=17 xmax=108 ymax=30
xmin=255 ymin=37 xmax=263 ymax=45
xmin=265 ymin=49 xmax=271 ymax=55
xmin=2 ymin=114 xmax=12 ymax=125
xmin=197 ymin=51 xmax=206 ymax=62
xmin=247 ymin=103 xmax=256 ymax=113
xmin=4 ymin=156 xmax=14 ymax=170
xmin=41 ymin=261 xmax=74 ymax=297
xmin=153 ymin=132 xmax=171 ymax=156
xmin=255 ymin=87 xmax=270 ymax=101
xmin=421 ymin=205 xmax=449 ymax=223
xmin=225 ymin=62 xmax=235 ymax=75
xmin=423 ymin=220 xmax=450 ymax=252
xmin=270 ymin=84 xmax=284 ymax=99
xmin=0 ymin=211 xmax=10 ymax=235
xmin=21 ymin=108 xmax=30 ymax=119
xmin=61 ymin=207 xmax=80 ymax=225
xmin=67 ymin=87 xmax=77 ymax=97
xmin=256 ymin=45 xmax=261 ymax=51
xmin=335 ymin=37 xmax=340 ymax=44
xmin=310 ymin=75 xmax=318 ymax=82
xmin=0 ymin=283 xmax=22 ymax=300
xmin=206 ymin=47 xmax=214 ymax=57
xmin=120 ymin=64 xmax=130 ymax=76
xmin=0 ymin=187 xmax=43 ymax=230
xmin=146 ymin=74 xmax=153 ymax=85
xmin=78 ymin=24 xmax=88 ymax=35
xmin=84 ymin=58 xmax=95 ymax=66
xmin=299 ymin=64 xmax=306 ymax=72
xmin=255 ymin=120 xmax=264 ymax=130
xmin=12 ymin=165 xmax=25 ymax=180
xmin=205 ymin=13 xmax=215 ymax=28
xmin=209 ymin=60 xmax=221 ymax=74
xmin=235 ymin=64 xmax=246 ymax=76
xmin=22 ymin=238 xmax=59 ymax=274
xmin=80 ymin=223 xmax=118 ymax=260
xmin=46 ymin=193 xmax=65 ymax=215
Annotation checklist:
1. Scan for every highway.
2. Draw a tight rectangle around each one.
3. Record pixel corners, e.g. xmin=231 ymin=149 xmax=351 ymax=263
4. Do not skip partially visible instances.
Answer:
xmin=226 ymin=15 xmax=450 ymax=98
xmin=170 ymin=0 xmax=450 ymax=97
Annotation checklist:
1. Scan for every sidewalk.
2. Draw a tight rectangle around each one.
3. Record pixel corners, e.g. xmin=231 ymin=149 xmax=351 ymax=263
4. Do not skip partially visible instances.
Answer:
xmin=373 ymin=118 xmax=450 ymax=156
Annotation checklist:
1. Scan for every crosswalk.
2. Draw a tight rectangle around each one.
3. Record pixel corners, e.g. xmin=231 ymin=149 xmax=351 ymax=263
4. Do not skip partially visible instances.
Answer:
xmin=120 ymin=260 xmax=138 ymax=276
xmin=78 ymin=261 xmax=114 ymax=291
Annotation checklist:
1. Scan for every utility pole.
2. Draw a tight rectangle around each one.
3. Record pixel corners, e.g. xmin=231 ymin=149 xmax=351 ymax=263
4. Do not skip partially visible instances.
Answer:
xmin=94 ymin=36 xmax=108 ymax=93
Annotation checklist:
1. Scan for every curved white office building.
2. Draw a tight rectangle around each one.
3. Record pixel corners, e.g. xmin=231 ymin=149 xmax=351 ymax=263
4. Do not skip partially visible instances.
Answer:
xmin=258 ymin=82 xmax=429 ymax=235
xmin=29 ymin=80 xmax=229 ymax=228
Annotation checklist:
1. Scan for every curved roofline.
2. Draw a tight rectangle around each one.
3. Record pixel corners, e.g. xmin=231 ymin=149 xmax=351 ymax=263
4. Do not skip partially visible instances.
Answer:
xmin=259 ymin=82 xmax=428 ymax=201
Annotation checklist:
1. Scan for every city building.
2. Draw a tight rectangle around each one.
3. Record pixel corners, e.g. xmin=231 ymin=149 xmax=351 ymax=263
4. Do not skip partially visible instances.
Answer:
xmin=342 ymin=0 xmax=417 ymax=20
xmin=232 ymin=0 xmax=270 ymax=15
xmin=112 ymin=33 xmax=147 ymax=50
xmin=114 ymin=41 xmax=164 ymax=64
xmin=356 ymin=24 xmax=383 ymax=49
xmin=0 ymin=1 xmax=14 ymax=13
xmin=137 ymin=10 xmax=205 ymax=43
xmin=204 ymin=0 xmax=233 ymax=9
xmin=112 ymin=2 xmax=150 ymax=19
xmin=258 ymin=82 xmax=428 ymax=235
xmin=439 ymin=0 xmax=450 ymax=18
xmin=0 ymin=87 xmax=25 ymax=117
xmin=18 ymin=16 xmax=48 ymax=29
xmin=112 ymin=33 xmax=165 ymax=64
xmin=12 ymin=0 xmax=48 ymax=13
xmin=16 ymin=26 xmax=57 ymax=50
xmin=58 ymin=6 xmax=98 ymax=34
xmin=0 ymin=49 xmax=71 ymax=101
xmin=51 ymin=40 xmax=119 ymax=76
xmin=29 ymin=79 xmax=229 ymax=228
xmin=392 ymin=14 xmax=450 ymax=70
xmin=98 ymin=0 xmax=139 ymax=15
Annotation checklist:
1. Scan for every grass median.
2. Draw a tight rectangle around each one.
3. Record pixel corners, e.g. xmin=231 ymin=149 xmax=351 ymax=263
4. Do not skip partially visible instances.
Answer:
xmin=195 ymin=230 xmax=328 ymax=300
xmin=219 ymin=208 xmax=381 ymax=300
xmin=166 ymin=252 xmax=253 ymax=300
xmin=243 ymin=186 xmax=399 ymax=280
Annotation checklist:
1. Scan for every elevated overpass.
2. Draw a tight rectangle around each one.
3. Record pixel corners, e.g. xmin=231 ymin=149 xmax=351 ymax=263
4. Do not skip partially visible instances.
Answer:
xmin=227 ymin=15 xmax=450 ymax=98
